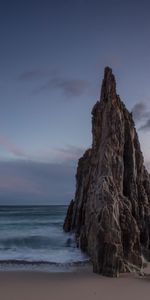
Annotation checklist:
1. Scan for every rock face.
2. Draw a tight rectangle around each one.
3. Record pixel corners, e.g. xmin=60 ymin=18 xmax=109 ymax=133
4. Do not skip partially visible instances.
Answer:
xmin=63 ymin=67 xmax=150 ymax=277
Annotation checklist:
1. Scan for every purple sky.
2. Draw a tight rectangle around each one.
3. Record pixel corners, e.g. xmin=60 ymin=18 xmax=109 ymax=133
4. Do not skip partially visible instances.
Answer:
xmin=0 ymin=0 xmax=150 ymax=204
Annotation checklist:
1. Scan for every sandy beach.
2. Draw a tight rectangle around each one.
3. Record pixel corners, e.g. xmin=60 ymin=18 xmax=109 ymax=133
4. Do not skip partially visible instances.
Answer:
xmin=0 ymin=266 xmax=150 ymax=300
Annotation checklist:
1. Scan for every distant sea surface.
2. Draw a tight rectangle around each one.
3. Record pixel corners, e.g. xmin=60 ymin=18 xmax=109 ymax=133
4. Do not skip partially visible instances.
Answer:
xmin=0 ymin=206 xmax=88 ymax=272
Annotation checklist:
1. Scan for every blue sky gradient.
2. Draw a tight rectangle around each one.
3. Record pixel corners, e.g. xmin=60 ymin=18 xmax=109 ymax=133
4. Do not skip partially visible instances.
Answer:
xmin=0 ymin=0 xmax=150 ymax=204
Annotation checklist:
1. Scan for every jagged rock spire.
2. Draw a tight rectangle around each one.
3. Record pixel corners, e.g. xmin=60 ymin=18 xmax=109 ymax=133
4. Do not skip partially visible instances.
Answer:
xmin=100 ymin=66 xmax=117 ymax=101
xmin=64 ymin=67 xmax=150 ymax=277
xmin=92 ymin=67 xmax=117 ymax=151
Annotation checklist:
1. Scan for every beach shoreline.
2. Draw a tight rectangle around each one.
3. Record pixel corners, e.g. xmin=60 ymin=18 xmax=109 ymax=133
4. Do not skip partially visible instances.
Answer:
xmin=0 ymin=265 xmax=150 ymax=300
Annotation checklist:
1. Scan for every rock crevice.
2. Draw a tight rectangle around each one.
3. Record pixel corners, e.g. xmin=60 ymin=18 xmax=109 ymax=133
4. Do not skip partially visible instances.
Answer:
xmin=63 ymin=67 xmax=150 ymax=277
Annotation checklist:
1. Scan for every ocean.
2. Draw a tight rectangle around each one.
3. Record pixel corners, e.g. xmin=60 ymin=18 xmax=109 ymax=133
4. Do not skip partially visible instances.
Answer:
xmin=0 ymin=206 xmax=89 ymax=272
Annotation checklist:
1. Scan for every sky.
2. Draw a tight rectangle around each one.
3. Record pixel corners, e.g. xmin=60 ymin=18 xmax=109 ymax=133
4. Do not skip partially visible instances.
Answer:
xmin=0 ymin=0 xmax=150 ymax=205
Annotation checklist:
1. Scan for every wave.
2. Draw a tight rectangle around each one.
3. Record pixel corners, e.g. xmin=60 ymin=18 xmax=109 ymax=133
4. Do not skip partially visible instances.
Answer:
xmin=0 ymin=234 xmax=76 ymax=250
xmin=0 ymin=220 xmax=64 ymax=226
xmin=0 ymin=258 xmax=90 ymax=273
xmin=0 ymin=206 xmax=67 ymax=217
xmin=0 ymin=205 xmax=88 ymax=271
xmin=0 ymin=259 xmax=90 ymax=265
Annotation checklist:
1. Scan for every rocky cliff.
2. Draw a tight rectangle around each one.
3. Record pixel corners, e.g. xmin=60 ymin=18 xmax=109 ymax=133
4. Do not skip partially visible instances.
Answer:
xmin=63 ymin=67 xmax=150 ymax=277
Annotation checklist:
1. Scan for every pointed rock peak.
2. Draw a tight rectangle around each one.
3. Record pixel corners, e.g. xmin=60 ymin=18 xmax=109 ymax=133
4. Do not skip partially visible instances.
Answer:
xmin=64 ymin=67 xmax=150 ymax=277
xmin=100 ymin=66 xmax=117 ymax=101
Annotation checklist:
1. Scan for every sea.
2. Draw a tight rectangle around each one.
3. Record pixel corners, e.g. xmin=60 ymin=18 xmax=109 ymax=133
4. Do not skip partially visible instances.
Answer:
xmin=0 ymin=205 xmax=89 ymax=272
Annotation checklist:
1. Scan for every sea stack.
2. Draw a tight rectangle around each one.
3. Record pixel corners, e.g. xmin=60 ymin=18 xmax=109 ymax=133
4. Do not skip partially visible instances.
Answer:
xmin=63 ymin=67 xmax=150 ymax=277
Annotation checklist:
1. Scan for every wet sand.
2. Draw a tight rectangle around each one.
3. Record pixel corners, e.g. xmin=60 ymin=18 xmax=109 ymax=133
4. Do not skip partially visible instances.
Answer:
xmin=0 ymin=266 xmax=150 ymax=300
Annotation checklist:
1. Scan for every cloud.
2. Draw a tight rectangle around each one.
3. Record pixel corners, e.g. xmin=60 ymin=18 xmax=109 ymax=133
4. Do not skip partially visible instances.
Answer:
xmin=19 ymin=69 xmax=50 ymax=80
xmin=0 ymin=145 xmax=86 ymax=204
xmin=49 ymin=78 xmax=89 ymax=97
xmin=27 ymin=145 xmax=85 ymax=166
xmin=132 ymin=102 xmax=150 ymax=131
xmin=0 ymin=160 xmax=76 ymax=205
xmin=139 ymin=119 xmax=150 ymax=131
xmin=0 ymin=134 xmax=85 ymax=164
xmin=132 ymin=102 xmax=147 ymax=122
xmin=19 ymin=68 xmax=90 ymax=97
xmin=53 ymin=145 xmax=85 ymax=162
xmin=145 ymin=161 xmax=150 ymax=172
xmin=35 ymin=145 xmax=85 ymax=165
xmin=39 ymin=77 xmax=90 ymax=97
xmin=0 ymin=136 xmax=27 ymax=158
xmin=0 ymin=175 xmax=41 ymax=195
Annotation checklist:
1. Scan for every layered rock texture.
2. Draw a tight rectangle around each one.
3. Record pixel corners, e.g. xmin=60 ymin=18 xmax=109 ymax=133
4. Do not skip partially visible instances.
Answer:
xmin=63 ymin=67 xmax=150 ymax=277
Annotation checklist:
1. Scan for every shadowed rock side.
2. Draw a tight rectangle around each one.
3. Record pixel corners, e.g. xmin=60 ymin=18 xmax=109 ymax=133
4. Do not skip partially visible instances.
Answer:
xmin=63 ymin=67 xmax=150 ymax=277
